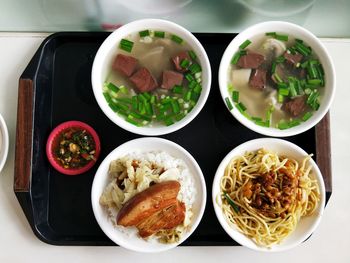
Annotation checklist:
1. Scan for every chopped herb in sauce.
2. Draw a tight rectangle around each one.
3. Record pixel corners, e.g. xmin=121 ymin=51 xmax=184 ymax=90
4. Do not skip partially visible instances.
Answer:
xmin=54 ymin=128 xmax=96 ymax=169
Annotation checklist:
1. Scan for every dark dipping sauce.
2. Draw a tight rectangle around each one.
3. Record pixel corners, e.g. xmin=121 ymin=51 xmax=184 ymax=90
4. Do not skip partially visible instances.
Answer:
xmin=53 ymin=128 xmax=96 ymax=169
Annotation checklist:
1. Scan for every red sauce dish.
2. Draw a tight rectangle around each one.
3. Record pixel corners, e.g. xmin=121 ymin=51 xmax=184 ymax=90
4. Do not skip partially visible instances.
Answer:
xmin=46 ymin=121 xmax=101 ymax=175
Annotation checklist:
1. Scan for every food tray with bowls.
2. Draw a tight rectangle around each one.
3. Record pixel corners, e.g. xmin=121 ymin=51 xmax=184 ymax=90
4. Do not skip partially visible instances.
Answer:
xmin=14 ymin=30 xmax=332 ymax=247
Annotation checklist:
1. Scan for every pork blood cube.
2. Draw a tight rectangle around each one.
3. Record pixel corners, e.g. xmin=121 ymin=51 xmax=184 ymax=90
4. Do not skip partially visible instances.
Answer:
xmin=161 ymin=70 xmax=183 ymax=90
xmin=130 ymin=67 xmax=158 ymax=92
xmin=113 ymin=54 xmax=138 ymax=77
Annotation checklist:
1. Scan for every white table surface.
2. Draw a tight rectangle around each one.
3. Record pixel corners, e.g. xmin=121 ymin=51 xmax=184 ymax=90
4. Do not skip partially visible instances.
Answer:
xmin=0 ymin=33 xmax=349 ymax=262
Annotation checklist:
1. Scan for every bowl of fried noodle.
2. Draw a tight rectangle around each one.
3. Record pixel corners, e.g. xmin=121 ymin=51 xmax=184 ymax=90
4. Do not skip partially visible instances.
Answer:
xmin=212 ymin=138 xmax=325 ymax=252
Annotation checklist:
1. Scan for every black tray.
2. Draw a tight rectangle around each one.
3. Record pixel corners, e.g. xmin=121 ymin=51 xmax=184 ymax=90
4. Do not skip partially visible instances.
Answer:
xmin=14 ymin=32 xmax=332 ymax=246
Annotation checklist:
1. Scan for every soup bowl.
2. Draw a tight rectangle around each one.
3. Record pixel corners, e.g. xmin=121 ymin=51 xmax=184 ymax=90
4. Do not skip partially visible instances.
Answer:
xmin=219 ymin=21 xmax=335 ymax=137
xmin=92 ymin=19 xmax=211 ymax=136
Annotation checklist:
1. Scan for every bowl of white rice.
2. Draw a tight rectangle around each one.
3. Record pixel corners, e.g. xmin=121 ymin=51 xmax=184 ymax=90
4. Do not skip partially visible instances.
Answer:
xmin=91 ymin=137 xmax=206 ymax=252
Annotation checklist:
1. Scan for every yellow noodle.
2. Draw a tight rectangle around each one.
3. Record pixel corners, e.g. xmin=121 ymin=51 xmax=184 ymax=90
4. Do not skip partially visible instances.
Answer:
xmin=219 ymin=148 xmax=320 ymax=248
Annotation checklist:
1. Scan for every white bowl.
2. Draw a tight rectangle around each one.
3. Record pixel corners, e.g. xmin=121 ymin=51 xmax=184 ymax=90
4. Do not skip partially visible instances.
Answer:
xmin=92 ymin=19 xmax=211 ymax=136
xmin=212 ymin=138 xmax=325 ymax=252
xmin=218 ymin=21 xmax=336 ymax=137
xmin=91 ymin=137 xmax=206 ymax=253
xmin=0 ymin=113 xmax=9 ymax=173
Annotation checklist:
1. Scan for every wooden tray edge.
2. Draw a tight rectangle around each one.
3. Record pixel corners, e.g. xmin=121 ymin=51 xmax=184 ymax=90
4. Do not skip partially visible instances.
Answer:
xmin=315 ymin=112 xmax=332 ymax=194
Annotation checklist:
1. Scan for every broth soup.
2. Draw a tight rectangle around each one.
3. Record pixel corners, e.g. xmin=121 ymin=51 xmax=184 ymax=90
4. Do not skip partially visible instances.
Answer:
xmin=226 ymin=32 xmax=325 ymax=129
xmin=103 ymin=29 xmax=202 ymax=127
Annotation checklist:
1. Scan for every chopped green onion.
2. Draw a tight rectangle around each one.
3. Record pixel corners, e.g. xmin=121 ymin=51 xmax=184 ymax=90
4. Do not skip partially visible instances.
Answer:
xmin=132 ymin=96 xmax=138 ymax=110
xmin=154 ymin=31 xmax=165 ymax=38
xmin=138 ymin=93 xmax=148 ymax=103
xmin=231 ymin=50 xmax=246 ymax=65
xmin=129 ymin=111 xmax=151 ymax=121
xmin=117 ymin=109 xmax=128 ymax=117
xmin=289 ymin=81 xmax=297 ymax=97
xmin=232 ymin=90 xmax=239 ymax=103
xmin=307 ymin=90 xmax=319 ymax=104
xmin=103 ymin=92 xmax=113 ymax=105
xmin=278 ymin=121 xmax=290 ymax=130
xmin=172 ymin=85 xmax=183 ymax=94
xmin=164 ymin=117 xmax=174 ymax=126
xmin=289 ymin=119 xmax=301 ymax=127
xmin=318 ymin=64 xmax=325 ymax=76
xmin=145 ymin=102 xmax=153 ymax=115
xmin=174 ymin=113 xmax=186 ymax=121
xmin=231 ymin=52 xmax=241 ymax=65
xmin=115 ymin=98 xmax=132 ymax=104
xmin=142 ymin=92 xmax=151 ymax=100
xmin=184 ymin=91 xmax=192 ymax=101
xmin=295 ymin=79 xmax=303 ymax=95
xmin=307 ymin=79 xmax=322 ymax=86
xmin=275 ymin=56 xmax=286 ymax=63
xmin=279 ymin=87 xmax=289 ymax=96
xmin=114 ymin=102 xmax=129 ymax=112
xmin=307 ymin=63 xmax=318 ymax=79
xmin=189 ymin=80 xmax=197 ymax=89
xmin=301 ymin=61 xmax=309 ymax=68
xmin=273 ymin=73 xmax=283 ymax=83
xmin=239 ymin=39 xmax=251 ymax=49
xmin=277 ymin=82 xmax=288 ymax=89
xmin=307 ymin=90 xmax=320 ymax=110
xmin=138 ymin=101 xmax=146 ymax=114
xmin=185 ymin=73 xmax=194 ymax=82
xmin=126 ymin=116 xmax=140 ymax=126
xmin=266 ymin=105 xmax=274 ymax=125
xmin=191 ymin=92 xmax=200 ymax=102
xmin=278 ymin=94 xmax=284 ymax=103
xmin=265 ymin=32 xmax=288 ymax=41
xmin=255 ymin=119 xmax=269 ymax=127
xmin=242 ymin=111 xmax=251 ymax=120
xmin=180 ymin=58 xmax=190 ymax=69
xmin=139 ymin=30 xmax=150 ymax=37
xmin=171 ymin=100 xmax=180 ymax=114
xmin=302 ymin=112 xmax=313 ymax=121
xmin=295 ymin=41 xmax=311 ymax=56
xmin=225 ymin=97 xmax=233 ymax=110
xmin=150 ymin=95 xmax=157 ymax=104
xmin=119 ymin=85 xmax=128 ymax=94
xmin=161 ymin=97 xmax=172 ymax=105
xmin=189 ymin=63 xmax=202 ymax=74
xmin=119 ymin=39 xmax=134 ymax=53
xmin=108 ymin=102 xmax=119 ymax=112
xmin=193 ymin=83 xmax=202 ymax=94
xmin=223 ymin=192 xmax=239 ymax=213
xmin=188 ymin=50 xmax=197 ymax=60
xmin=106 ymin=82 xmax=119 ymax=93
xmin=159 ymin=102 xmax=171 ymax=112
xmin=271 ymin=61 xmax=277 ymax=74
xmin=236 ymin=102 xmax=247 ymax=113
xmin=252 ymin=117 xmax=262 ymax=122
xmin=228 ymin=83 xmax=234 ymax=92
xmin=289 ymin=47 xmax=297 ymax=55
xmin=275 ymin=34 xmax=288 ymax=41
xmin=171 ymin=34 xmax=183 ymax=44
xmin=156 ymin=111 xmax=167 ymax=120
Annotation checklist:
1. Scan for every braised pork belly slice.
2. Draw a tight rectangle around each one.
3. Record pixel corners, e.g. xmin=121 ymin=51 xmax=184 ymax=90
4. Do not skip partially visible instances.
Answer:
xmin=137 ymin=201 xmax=186 ymax=238
xmin=117 ymin=180 xmax=180 ymax=227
